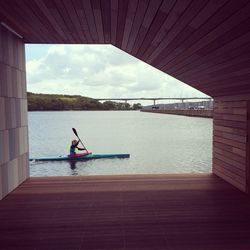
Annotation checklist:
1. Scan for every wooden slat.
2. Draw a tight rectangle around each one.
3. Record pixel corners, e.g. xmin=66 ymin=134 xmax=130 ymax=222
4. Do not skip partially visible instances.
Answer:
xmin=136 ymin=0 xmax=176 ymax=59
xmin=158 ymin=0 xmax=230 ymax=73
xmin=142 ymin=0 xmax=192 ymax=62
xmin=125 ymin=0 xmax=150 ymax=53
xmin=29 ymin=0 xmax=68 ymax=42
xmin=1 ymin=0 xmax=250 ymax=96
xmin=182 ymin=67 xmax=250 ymax=91
xmin=214 ymin=124 xmax=246 ymax=136
xmin=21 ymin=0 xmax=60 ymax=43
xmin=214 ymin=158 xmax=245 ymax=179
xmin=150 ymin=0 xmax=209 ymax=67
xmin=208 ymin=85 xmax=250 ymax=98
xmin=177 ymin=55 xmax=250 ymax=91
xmin=214 ymin=107 xmax=247 ymax=115
xmin=110 ymin=0 xmax=119 ymax=45
xmin=100 ymin=0 xmax=111 ymax=43
xmin=247 ymin=101 xmax=250 ymax=193
xmin=0 ymin=0 xmax=43 ymax=43
xmin=2 ymin=175 xmax=250 ymax=249
xmin=52 ymin=0 xmax=81 ymax=43
xmin=81 ymin=0 xmax=99 ymax=43
xmin=42 ymin=0 xmax=75 ymax=43
xmin=214 ymin=118 xmax=247 ymax=130
xmin=213 ymin=113 xmax=247 ymax=122
xmin=182 ymin=65 xmax=250 ymax=90
xmin=115 ymin=0 xmax=129 ymax=48
xmin=172 ymin=40 xmax=250 ymax=78
xmin=155 ymin=0 xmax=224 ymax=69
xmin=51 ymin=0 xmax=80 ymax=43
xmin=73 ymin=0 xmax=93 ymax=43
xmin=213 ymin=168 xmax=246 ymax=192
xmin=160 ymin=0 xmax=249 ymax=72
xmin=214 ymin=146 xmax=245 ymax=165
xmin=214 ymin=100 xmax=247 ymax=108
xmin=214 ymin=130 xmax=246 ymax=143
xmin=120 ymin=0 xmax=138 ymax=49
xmin=131 ymin=0 xmax=162 ymax=55
xmin=214 ymin=152 xmax=246 ymax=171
xmin=213 ymin=133 xmax=246 ymax=150
xmin=91 ymin=0 xmax=105 ymax=43
xmin=215 ymin=94 xmax=250 ymax=102
xmin=214 ymin=141 xmax=246 ymax=158
xmin=175 ymin=70 xmax=250 ymax=93
xmin=213 ymin=97 xmax=249 ymax=192
xmin=176 ymin=43 xmax=250 ymax=80
xmin=62 ymin=0 xmax=87 ymax=43
xmin=2 ymin=0 xmax=250 ymax=195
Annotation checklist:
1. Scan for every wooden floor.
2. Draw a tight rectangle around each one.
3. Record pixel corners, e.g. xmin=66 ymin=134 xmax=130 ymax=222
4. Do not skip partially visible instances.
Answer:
xmin=1 ymin=174 xmax=250 ymax=250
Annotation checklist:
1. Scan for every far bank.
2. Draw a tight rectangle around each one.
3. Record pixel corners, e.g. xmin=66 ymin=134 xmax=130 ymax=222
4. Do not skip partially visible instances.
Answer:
xmin=141 ymin=109 xmax=213 ymax=118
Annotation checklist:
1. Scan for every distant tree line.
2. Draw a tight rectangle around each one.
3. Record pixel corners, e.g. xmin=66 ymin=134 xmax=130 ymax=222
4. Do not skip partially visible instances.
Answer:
xmin=27 ymin=92 xmax=142 ymax=111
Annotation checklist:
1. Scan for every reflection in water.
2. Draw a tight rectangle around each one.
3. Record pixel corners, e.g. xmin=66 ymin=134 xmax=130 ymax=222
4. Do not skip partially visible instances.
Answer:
xmin=69 ymin=160 xmax=77 ymax=175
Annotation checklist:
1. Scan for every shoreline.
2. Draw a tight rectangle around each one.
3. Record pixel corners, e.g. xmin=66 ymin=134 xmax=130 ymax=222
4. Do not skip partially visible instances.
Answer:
xmin=141 ymin=109 xmax=213 ymax=118
xmin=28 ymin=109 xmax=140 ymax=112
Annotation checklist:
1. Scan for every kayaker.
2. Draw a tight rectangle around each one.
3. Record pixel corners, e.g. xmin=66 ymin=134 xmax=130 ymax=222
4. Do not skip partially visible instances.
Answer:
xmin=70 ymin=139 xmax=86 ymax=155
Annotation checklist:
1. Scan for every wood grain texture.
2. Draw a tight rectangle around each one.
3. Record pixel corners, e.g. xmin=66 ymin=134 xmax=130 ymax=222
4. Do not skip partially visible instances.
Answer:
xmin=1 ymin=0 xmax=250 ymax=96
xmin=1 ymin=174 xmax=250 ymax=249
xmin=2 ymin=0 xmax=250 ymax=194
xmin=213 ymin=98 xmax=249 ymax=192
xmin=247 ymin=101 xmax=250 ymax=193
xmin=0 ymin=25 xmax=29 ymax=200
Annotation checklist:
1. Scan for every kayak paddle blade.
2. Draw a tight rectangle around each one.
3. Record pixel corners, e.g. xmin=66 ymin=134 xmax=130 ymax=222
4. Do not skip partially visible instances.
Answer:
xmin=72 ymin=128 xmax=78 ymax=137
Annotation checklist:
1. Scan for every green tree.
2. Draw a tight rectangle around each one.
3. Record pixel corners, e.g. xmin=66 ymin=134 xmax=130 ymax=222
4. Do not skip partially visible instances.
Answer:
xmin=132 ymin=103 xmax=142 ymax=110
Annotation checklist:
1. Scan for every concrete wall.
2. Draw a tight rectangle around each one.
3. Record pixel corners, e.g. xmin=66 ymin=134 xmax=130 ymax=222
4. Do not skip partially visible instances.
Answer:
xmin=141 ymin=109 xmax=213 ymax=118
xmin=213 ymin=95 xmax=250 ymax=193
xmin=0 ymin=25 xmax=29 ymax=200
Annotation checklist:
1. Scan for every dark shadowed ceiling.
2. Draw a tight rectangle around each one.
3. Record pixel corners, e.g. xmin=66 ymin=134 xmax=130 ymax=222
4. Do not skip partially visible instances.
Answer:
xmin=1 ymin=0 xmax=250 ymax=97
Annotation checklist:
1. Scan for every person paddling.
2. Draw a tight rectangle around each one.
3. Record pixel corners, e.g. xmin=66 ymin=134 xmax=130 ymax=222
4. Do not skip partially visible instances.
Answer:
xmin=70 ymin=139 xmax=86 ymax=155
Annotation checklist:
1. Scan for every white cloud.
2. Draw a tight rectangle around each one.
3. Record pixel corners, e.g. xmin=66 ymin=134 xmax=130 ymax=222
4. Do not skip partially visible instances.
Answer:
xmin=26 ymin=44 xmax=208 ymax=100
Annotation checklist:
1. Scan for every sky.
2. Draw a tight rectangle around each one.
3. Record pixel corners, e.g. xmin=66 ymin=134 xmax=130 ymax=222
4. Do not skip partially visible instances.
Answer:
xmin=25 ymin=44 xmax=209 ymax=103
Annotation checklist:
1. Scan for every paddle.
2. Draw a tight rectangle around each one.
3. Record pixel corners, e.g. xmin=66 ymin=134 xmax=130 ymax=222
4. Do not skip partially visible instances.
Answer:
xmin=72 ymin=128 xmax=89 ymax=153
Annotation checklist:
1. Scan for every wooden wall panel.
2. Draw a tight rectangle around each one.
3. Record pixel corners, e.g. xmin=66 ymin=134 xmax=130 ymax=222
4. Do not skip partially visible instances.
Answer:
xmin=161 ymin=1 xmax=250 ymax=72
xmin=151 ymin=0 xmax=209 ymax=67
xmin=1 ymin=0 xmax=250 ymax=96
xmin=92 ymin=0 xmax=105 ymax=43
xmin=73 ymin=0 xmax=93 ymax=43
xmin=0 ymin=25 xmax=29 ymax=200
xmin=213 ymin=96 xmax=250 ymax=192
xmin=247 ymin=101 xmax=250 ymax=193
xmin=81 ymin=0 xmax=99 ymax=43
xmin=62 ymin=0 xmax=87 ymax=43
xmin=136 ymin=0 xmax=176 ymax=59
xmin=131 ymin=0 xmax=162 ymax=55
xmin=110 ymin=0 xmax=118 ymax=45
xmin=120 ymin=0 xmax=138 ymax=50
xmin=115 ymin=0 xmax=129 ymax=48
xmin=125 ymin=0 xmax=148 ymax=53
xmin=1 ymin=0 xmax=250 ymax=193
xmin=142 ymin=0 xmax=192 ymax=62
xmin=100 ymin=0 xmax=111 ymax=43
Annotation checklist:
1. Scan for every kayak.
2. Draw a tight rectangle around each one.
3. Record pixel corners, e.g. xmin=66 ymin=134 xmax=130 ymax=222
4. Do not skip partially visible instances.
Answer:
xmin=29 ymin=153 xmax=130 ymax=162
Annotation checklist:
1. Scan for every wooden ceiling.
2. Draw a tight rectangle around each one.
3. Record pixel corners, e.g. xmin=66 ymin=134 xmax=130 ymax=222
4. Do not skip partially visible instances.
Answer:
xmin=1 ymin=0 xmax=250 ymax=97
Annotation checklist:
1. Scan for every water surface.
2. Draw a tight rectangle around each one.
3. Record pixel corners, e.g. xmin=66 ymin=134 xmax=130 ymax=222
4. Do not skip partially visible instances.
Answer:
xmin=29 ymin=111 xmax=212 ymax=176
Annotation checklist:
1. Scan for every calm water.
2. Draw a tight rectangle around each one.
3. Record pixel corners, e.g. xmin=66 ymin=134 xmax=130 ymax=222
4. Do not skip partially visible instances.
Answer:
xmin=29 ymin=111 xmax=212 ymax=176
